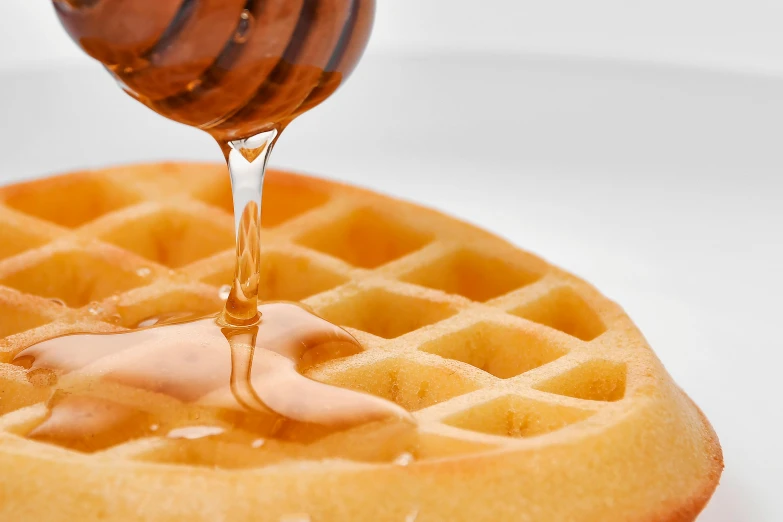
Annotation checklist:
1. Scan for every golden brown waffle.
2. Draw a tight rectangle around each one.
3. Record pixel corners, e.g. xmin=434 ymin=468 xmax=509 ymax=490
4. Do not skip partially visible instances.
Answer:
xmin=0 ymin=163 xmax=721 ymax=522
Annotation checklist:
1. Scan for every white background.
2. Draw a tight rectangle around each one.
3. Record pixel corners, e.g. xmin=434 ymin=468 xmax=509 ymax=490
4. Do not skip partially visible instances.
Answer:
xmin=1 ymin=2 xmax=781 ymax=521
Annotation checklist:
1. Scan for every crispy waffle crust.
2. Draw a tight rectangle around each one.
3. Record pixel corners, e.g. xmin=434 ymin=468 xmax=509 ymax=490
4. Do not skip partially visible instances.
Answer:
xmin=0 ymin=163 xmax=721 ymax=521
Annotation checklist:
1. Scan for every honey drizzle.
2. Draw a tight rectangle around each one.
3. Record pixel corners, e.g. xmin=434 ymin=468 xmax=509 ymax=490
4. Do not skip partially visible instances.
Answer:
xmin=14 ymin=303 xmax=412 ymax=454
xmin=219 ymin=130 xmax=277 ymax=326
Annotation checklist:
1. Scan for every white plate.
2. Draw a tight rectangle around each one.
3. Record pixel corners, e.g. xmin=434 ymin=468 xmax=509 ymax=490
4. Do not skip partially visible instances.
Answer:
xmin=1 ymin=53 xmax=779 ymax=521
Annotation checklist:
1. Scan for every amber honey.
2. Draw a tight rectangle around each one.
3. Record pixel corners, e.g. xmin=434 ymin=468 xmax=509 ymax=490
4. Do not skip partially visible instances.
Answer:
xmin=13 ymin=303 xmax=412 ymax=454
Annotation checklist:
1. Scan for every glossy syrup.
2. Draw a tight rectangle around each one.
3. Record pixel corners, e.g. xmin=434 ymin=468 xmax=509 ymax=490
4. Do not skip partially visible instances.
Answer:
xmin=13 ymin=303 xmax=412 ymax=455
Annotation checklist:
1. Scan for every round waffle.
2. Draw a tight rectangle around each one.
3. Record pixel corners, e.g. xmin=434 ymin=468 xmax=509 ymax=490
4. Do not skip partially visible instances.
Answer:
xmin=0 ymin=163 xmax=721 ymax=521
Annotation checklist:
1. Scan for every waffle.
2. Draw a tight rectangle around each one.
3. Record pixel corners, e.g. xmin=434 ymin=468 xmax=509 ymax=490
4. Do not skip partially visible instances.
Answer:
xmin=0 ymin=162 xmax=722 ymax=522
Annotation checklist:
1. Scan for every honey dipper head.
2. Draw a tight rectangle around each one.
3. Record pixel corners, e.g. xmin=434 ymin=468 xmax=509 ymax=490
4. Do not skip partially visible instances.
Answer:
xmin=53 ymin=0 xmax=377 ymax=140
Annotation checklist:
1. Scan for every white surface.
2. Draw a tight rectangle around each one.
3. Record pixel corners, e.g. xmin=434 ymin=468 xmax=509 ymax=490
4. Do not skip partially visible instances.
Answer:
xmin=0 ymin=53 xmax=779 ymax=521
xmin=6 ymin=1 xmax=783 ymax=75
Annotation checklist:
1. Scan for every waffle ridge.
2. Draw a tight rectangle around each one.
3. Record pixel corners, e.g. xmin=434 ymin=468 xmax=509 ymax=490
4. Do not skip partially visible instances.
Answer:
xmin=0 ymin=163 xmax=721 ymax=522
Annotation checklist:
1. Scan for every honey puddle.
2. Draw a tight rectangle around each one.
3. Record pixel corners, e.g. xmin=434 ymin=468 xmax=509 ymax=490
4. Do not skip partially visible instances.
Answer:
xmin=12 ymin=303 xmax=413 ymax=458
